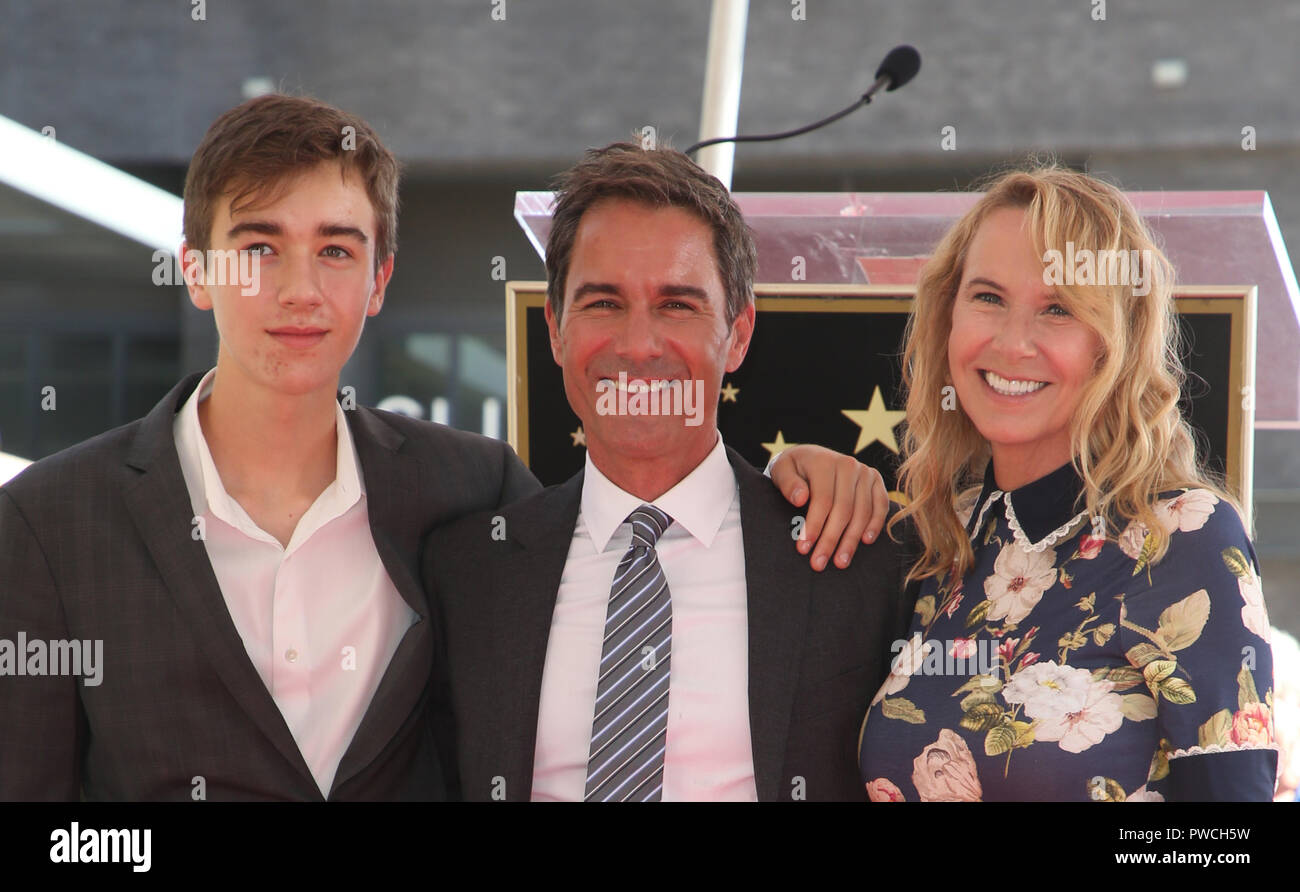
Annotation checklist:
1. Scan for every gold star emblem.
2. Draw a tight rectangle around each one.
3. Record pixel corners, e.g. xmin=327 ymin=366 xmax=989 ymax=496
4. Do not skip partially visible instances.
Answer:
xmin=569 ymin=426 xmax=586 ymax=447
xmin=720 ymin=381 xmax=740 ymax=403
xmin=842 ymin=386 xmax=907 ymax=454
xmin=761 ymin=430 xmax=799 ymax=460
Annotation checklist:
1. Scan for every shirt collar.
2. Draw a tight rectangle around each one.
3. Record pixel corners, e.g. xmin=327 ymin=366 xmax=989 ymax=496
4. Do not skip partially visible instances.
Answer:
xmin=969 ymin=459 xmax=1085 ymax=543
xmin=579 ymin=433 xmax=737 ymax=553
xmin=174 ymin=367 xmax=364 ymax=534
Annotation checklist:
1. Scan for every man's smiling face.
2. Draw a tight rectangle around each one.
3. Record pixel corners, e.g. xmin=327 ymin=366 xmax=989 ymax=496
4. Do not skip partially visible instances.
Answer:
xmin=546 ymin=198 xmax=753 ymax=467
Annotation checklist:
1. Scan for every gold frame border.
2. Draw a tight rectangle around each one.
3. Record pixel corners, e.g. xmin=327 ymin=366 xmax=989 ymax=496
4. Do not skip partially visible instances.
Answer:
xmin=506 ymin=281 xmax=1256 ymax=517
xmin=505 ymin=281 xmax=534 ymax=464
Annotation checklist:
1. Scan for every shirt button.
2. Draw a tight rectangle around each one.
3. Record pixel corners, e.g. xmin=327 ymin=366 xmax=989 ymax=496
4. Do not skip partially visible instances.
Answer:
xmin=285 ymin=649 xmax=299 ymax=663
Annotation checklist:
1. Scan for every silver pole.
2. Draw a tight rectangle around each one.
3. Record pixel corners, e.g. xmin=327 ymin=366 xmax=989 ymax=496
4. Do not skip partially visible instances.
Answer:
xmin=696 ymin=0 xmax=748 ymax=189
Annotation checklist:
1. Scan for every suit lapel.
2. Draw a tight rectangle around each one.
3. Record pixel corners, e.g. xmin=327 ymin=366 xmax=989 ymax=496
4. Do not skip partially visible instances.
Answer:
xmin=727 ymin=447 xmax=811 ymax=802
xmin=330 ymin=407 xmax=433 ymax=796
xmin=489 ymin=472 xmax=583 ymax=800
xmin=122 ymin=374 xmax=320 ymax=797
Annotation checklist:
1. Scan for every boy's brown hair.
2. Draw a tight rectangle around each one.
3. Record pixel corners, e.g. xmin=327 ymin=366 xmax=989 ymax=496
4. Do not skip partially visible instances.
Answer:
xmin=183 ymin=94 xmax=399 ymax=270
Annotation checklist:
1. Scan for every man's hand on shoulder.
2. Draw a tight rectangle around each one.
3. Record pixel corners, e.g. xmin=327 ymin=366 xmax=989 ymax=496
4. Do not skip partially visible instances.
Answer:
xmin=769 ymin=444 xmax=889 ymax=572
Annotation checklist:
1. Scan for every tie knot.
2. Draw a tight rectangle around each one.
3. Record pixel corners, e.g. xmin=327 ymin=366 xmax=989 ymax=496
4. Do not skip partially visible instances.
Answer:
xmin=626 ymin=504 xmax=671 ymax=548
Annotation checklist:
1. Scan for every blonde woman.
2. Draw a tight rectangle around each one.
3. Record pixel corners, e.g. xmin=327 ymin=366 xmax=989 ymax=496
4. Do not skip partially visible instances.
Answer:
xmin=859 ymin=167 xmax=1277 ymax=801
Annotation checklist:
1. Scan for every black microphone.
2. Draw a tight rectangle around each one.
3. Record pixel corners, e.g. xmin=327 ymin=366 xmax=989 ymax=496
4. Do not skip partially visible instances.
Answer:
xmin=684 ymin=44 xmax=921 ymax=156
xmin=868 ymin=44 xmax=922 ymax=97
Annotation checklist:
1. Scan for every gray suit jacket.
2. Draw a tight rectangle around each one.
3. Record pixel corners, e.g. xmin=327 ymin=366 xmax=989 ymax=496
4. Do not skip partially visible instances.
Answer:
xmin=423 ymin=445 xmax=918 ymax=801
xmin=0 ymin=372 xmax=540 ymax=800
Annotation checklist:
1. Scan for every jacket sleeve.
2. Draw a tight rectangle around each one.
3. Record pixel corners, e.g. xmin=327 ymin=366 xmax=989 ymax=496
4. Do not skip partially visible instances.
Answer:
xmin=419 ymin=525 xmax=461 ymax=801
xmin=496 ymin=441 xmax=542 ymax=508
xmin=0 ymin=489 xmax=86 ymax=800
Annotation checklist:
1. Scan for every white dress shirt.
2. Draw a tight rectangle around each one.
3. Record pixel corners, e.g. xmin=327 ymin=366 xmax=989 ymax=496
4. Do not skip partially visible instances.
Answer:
xmin=531 ymin=434 xmax=757 ymax=801
xmin=173 ymin=368 xmax=416 ymax=797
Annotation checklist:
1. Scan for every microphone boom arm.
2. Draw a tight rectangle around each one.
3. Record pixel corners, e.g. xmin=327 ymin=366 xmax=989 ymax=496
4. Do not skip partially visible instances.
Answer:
xmin=683 ymin=43 xmax=919 ymax=157
xmin=684 ymin=72 xmax=892 ymax=156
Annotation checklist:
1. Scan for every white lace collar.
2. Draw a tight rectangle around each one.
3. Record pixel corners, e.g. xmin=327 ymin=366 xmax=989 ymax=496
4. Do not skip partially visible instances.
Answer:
xmin=970 ymin=489 xmax=1090 ymax=553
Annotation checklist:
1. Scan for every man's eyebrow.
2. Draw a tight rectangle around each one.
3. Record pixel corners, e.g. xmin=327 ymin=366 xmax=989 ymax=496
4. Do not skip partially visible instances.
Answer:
xmin=318 ymin=223 xmax=368 ymax=243
xmin=660 ymin=284 xmax=710 ymax=301
xmin=225 ymin=221 xmax=282 ymax=240
xmin=223 ymin=221 xmax=369 ymax=242
xmin=572 ymin=282 xmax=622 ymax=301
xmin=570 ymin=282 xmax=712 ymax=302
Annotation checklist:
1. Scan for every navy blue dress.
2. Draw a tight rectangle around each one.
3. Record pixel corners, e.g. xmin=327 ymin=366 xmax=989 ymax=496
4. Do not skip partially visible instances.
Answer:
xmin=858 ymin=462 xmax=1278 ymax=801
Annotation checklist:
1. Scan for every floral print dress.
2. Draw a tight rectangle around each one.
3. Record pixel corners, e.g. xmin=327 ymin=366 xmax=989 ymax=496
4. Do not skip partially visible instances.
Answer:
xmin=858 ymin=462 xmax=1278 ymax=801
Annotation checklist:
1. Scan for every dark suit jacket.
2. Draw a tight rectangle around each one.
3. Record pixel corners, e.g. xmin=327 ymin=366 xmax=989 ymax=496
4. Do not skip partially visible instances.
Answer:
xmin=0 ymin=372 xmax=540 ymax=801
xmin=423 ymin=445 xmax=918 ymax=801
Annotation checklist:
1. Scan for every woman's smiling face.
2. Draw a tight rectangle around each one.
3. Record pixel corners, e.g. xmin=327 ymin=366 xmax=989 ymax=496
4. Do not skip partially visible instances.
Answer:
xmin=947 ymin=206 xmax=1102 ymax=489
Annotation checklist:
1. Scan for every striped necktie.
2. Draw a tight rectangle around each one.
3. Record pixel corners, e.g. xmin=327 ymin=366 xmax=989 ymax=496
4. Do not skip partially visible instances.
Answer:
xmin=584 ymin=504 xmax=674 ymax=802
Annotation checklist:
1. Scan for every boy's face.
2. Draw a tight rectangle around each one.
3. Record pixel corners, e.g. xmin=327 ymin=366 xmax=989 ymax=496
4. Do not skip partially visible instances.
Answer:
xmin=184 ymin=160 xmax=392 ymax=399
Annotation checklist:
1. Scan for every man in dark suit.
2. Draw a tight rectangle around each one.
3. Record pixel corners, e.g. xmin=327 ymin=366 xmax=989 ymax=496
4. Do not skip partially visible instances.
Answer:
xmin=424 ymin=144 xmax=916 ymax=801
xmin=0 ymin=95 xmax=542 ymax=800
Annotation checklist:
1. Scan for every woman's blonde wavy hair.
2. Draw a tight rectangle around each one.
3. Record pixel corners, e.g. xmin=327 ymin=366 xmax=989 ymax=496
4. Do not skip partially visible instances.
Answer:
xmin=888 ymin=163 xmax=1240 ymax=582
